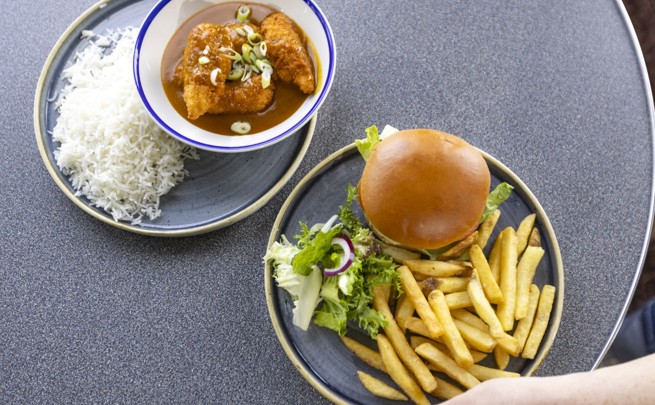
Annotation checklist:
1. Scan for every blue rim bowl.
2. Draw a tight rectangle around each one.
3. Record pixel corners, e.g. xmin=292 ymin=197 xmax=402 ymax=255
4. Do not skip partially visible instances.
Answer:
xmin=133 ymin=0 xmax=336 ymax=152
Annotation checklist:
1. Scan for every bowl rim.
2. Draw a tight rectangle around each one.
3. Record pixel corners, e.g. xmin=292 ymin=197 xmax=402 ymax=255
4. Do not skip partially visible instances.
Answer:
xmin=132 ymin=0 xmax=336 ymax=153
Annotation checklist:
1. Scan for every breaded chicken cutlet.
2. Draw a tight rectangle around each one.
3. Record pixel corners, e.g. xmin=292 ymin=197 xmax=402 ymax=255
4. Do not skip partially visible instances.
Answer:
xmin=208 ymin=75 xmax=275 ymax=114
xmin=182 ymin=23 xmax=233 ymax=120
xmin=260 ymin=13 xmax=316 ymax=94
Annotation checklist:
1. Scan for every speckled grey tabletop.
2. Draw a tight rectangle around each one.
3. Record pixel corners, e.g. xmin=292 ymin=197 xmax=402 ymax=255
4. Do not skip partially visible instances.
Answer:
xmin=2 ymin=0 xmax=653 ymax=403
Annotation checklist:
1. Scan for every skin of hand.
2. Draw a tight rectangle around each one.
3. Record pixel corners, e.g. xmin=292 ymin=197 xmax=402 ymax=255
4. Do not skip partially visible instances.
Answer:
xmin=442 ymin=353 xmax=655 ymax=405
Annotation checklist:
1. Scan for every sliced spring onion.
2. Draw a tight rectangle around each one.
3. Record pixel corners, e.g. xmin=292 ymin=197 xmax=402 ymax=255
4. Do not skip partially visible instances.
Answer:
xmin=243 ymin=25 xmax=255 ymax=36
xmin=252 ymin=42 xmax=267 ymax=59
xmin=202 ymin=45 xmax=210 ymax=55
xmin=227 ymin=67 xmax=244 ymax=81
xmin=261 ymin=69 xmax=271 ymax=89
xmin=323 ymin=236 xmax=355 ymax=277
xmin=210 ymin=68 xmax=221 ymax=86
xmin=231 ymin=121 xmax=251 ymax=134
xmin=241 ymin=64 xmax=252 ymax=82
xmin=247 ymin=32 xmax=262 ymax=45
xmin=236 ymin=5 xmax=251 ymax=22
xmin=222 ymin=49 xmax=242 ymax=62
xmin=241 ymin=43 xmax=252 ymax=62
xmin=198 ymin=56 xmax=210 ymax=65
xmin=235 ymin=27 xmax=247 ymax=37
xmin=255 ymin=59 xmax=271 ymax=72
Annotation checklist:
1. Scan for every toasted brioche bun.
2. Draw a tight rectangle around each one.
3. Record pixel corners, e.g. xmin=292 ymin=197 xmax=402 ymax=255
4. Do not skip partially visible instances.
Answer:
xmin=358 ymin=129 xmax=490 ymax=250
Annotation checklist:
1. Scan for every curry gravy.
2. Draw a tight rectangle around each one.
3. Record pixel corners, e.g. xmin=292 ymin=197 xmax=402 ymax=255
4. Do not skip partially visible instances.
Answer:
xmin=161 ymin=2 xmax=318 ymax=135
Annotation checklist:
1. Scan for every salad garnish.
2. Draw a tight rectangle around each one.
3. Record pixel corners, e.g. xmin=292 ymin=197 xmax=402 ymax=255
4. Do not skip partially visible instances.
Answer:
xmin=265 ymin=184 xmax=400 ymax=337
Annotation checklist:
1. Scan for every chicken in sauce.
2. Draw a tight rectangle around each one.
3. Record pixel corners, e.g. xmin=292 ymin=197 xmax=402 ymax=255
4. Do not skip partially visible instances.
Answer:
xmin=164 ymin=4 xmax=317 ymax=135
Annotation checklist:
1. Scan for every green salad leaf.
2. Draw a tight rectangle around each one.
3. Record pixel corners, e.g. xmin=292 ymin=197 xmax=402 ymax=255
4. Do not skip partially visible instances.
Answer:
xmin=291 ymin=222 xmax=343 ymax=276
xmin=354 ymin=125 xmax=380 ymax=161
xmin=482 ymin=182 xmax=514 ymax=222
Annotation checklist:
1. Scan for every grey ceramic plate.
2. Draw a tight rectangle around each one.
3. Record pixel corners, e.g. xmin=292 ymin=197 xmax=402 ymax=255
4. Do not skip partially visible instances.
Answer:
xmin=34 ymin=0 xmax=314 ymax=236
xmin=265 ymin=143 xmax=564 ymax=404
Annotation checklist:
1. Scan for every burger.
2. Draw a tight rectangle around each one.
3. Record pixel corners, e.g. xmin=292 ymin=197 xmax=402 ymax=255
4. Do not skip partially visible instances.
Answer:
xmin=357 ymin=128 xmax=491 ymax=251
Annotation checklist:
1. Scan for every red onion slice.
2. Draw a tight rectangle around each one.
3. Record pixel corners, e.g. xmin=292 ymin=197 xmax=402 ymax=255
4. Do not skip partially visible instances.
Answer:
xmin=323 ymin=235 xmax=355 ymax=277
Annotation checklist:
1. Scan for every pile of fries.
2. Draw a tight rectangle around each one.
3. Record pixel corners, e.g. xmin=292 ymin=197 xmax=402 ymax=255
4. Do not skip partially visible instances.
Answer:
xmin=341 ymin=211 xmax=557 ymax=404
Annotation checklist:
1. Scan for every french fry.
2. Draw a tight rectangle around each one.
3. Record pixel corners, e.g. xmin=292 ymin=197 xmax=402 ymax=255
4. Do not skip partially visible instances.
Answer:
xmin=447 ymin=261 xmax=473 ymax=270
xmin=372 ymin=286 xmax=438 ymax=393
xmin=495 ymin=333 xmax=520 ymax=357
xmin=438 ymin=231 xmax=479 ymax=261
xmin=341 ymin=336 xmax=386 ymax=372
xmin=431 ymin=377 xmax=464 ymax=401
xmin=476 ymin=209 xmax=501 ymax=249
xmin=436 ymin=277 xmax=470 ymax=294
xmin=514 ymin=284 xmax=541 ymax=353
xmin=409 ymin=335 xmax=488 ymax=364
xmin=415 ymin=343 xmax=481 ymax=390
xmin=379 ymin=241 xmax=422 ymax=263
xmin=450 ymin=309 xmax=489 ymax=332
xmin=515 ymin=213 xmax=537 ymax=256
xmin=467 ymin=364 xmax=520 ymax=381
xmin=404 ymin=317 xmax=433 ymax=339
xmin=528 ymin=227 xmax=541 ymax=248
xmin=453 ymin=318 xmax=496 ymax=353
xmin=398 ymin=266 xmax=444 ymax=339
xmin=357 ymin=370 xmax=409 ymax=401
xmin=496 ymin=227 xmax=518 ymax=330
xmin=409 ymin=335 xmax=448 ymax=353
xmin=394 ymin=294 xmax=415 ymax=334
xmin=419 ymin=277 xmax=469 ymax=295
xmin=416 ymin=277 xmax=439 ymax=296
xmin=377 ymin=334 xmax=430 ymax=405
xmin=428 ymin=290 xmax=473 ymax=368
xmin=469 ymin=244 xmax=503 ymax=304
xmin=493 ymin=346 xmax=510 ymax=370
xmin=450 ymin=308 xmax=517 ymax=355
xmin=488 ymin=231 xmax=504 ymax=283
xmin=444 ymin=291 xmax=473 ymax=310
xmin=515 ymin=245 xmax=545 ymax=320
xmin=522 ymin=285 xmax=556 ymax=359
xmin=403 ymin=260 xmax=466 ymax=278
xmin=467 ymin=269 xmax=505 ymax=338
xmin=471 ymin=350 xmax=488 ymax=364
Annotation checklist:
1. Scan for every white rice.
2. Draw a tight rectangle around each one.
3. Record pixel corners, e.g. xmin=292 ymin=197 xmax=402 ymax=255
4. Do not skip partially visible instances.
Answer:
xmin=52 ymin=27 xmax=198 ymax=225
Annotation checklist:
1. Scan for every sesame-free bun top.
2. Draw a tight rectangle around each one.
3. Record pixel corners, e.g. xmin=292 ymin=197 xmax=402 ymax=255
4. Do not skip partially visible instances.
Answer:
xmin=358 ymin=129 xmax=490 ymax=250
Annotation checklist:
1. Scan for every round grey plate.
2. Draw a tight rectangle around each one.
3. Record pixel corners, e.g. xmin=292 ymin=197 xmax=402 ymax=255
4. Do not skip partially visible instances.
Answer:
xmin=265 ymin=143 xmax=564 ymax=404
xmin=34 ymin=0 xmax=315 ymax=236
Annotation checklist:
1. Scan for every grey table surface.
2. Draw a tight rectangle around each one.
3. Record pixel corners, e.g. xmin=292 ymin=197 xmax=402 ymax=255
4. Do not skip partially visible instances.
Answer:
xmin=2 ymin=0 xmax=654 ymax=403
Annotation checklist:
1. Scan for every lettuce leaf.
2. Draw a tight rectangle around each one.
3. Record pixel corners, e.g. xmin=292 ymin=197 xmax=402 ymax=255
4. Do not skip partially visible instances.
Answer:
xmin=482 ymin=182 xmax=514 ymax=222
xmin=354 ymin=125 xmax=380 ymax=161
xmin=292 ymin=223 xmax=343 ymax=276
xmin=338 ymin=184 xmax=362 ymax=232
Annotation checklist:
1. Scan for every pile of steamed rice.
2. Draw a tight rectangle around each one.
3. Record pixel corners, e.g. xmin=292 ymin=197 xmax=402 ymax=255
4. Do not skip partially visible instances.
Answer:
xmin=52 ymin=27 xmax=198 ymax=225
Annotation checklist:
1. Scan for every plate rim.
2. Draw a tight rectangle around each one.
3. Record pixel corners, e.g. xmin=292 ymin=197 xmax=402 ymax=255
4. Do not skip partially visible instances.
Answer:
xmin=33 ymin=0 xmax=316 ymax=237
xmin=265 ymin=142 xmax=565 ymax=404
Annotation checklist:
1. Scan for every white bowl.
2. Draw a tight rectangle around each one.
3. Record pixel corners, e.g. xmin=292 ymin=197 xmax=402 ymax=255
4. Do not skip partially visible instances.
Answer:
xmin=133 ymin=0 xmax=336 ymax=152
